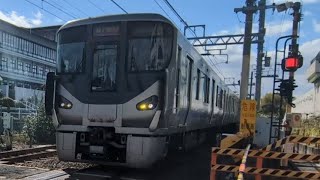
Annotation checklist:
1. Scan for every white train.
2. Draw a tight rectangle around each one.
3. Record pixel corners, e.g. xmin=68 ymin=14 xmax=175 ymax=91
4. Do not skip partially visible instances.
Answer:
xmin=45 ymin=13 xmax=240 ymax=168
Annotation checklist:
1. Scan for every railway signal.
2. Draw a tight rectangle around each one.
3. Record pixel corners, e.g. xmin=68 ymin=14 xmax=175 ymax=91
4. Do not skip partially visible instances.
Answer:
xmin=264 ymin=56 xmax=271 ymax=67
xmin=281 ymin=55 xmax=303 ymax=72
xmin=278 ymin=77 xmax=297 ymax=106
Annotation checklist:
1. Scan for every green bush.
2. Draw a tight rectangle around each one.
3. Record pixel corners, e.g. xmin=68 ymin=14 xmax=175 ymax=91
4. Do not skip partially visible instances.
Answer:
xmin=23 ymin=105 xmax=55 ymax=144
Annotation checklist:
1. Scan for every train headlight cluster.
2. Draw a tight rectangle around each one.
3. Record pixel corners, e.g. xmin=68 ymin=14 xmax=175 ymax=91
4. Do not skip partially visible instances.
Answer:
xmin=136 ymin=96 xmax=158 ymax=111
xmin=58 ymin=96 xmax=73 ymax=109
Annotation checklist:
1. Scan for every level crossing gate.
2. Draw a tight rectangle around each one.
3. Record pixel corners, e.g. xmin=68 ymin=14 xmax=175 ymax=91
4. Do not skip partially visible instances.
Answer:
xmin=210 ymin=135 xmax=320 ymax=180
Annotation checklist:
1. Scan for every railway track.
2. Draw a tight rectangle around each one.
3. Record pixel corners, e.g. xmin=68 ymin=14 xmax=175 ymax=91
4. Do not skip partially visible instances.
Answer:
xmin=0 ymin=145 xmax=56 ymax=164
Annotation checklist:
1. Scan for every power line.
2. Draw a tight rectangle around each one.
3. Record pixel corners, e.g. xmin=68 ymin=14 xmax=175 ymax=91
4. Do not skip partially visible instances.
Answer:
xmin=110 ymin=0 xmax=128 ymax=14
xmin=153 ymin=0 xmax=175 ymax=25
xmin=25 ymin=0 xmax=67 ymax=22
xmin=51 ymin=0 xmax=80 ymax=18
xmin=88 ymin=0 xmax=106 ymax=13
xmin=162 ymin=0 xmax=187 ymax=26
xmin=162 ymin=0 xmax=225 ymax=78
xmin=62 ymin=0 xmax=90 ymax=17
xmin=42 ymin=0 xmax=77 ymax=19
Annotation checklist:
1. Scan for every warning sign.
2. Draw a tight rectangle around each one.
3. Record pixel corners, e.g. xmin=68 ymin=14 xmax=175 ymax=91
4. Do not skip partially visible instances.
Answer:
xmin=240 ymin=100 xmax=256 ymax=135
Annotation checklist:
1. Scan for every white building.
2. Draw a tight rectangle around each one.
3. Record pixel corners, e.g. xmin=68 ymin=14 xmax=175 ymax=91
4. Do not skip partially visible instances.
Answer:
xmin=292 ymin=52 xmax=320 ymax=118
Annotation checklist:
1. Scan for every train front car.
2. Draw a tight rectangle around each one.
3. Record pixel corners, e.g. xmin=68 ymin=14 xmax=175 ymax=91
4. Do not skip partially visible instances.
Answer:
xmin=45 ymin=14 xmax=175 ymax=168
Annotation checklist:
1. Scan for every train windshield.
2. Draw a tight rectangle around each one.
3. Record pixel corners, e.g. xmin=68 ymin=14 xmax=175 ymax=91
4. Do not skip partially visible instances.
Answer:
xmin=57 ymin=42 xmax=85 ymax=73
xmin=57 ymin=26 xmax=87 ymax=73
xmin=127 ymin=22 xmax=173 ymax=72
xmin=91 ymin=44 xmax=118 ymax=91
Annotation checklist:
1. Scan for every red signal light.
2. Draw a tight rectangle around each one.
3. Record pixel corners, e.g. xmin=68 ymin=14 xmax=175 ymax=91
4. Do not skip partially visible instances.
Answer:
xmin=285 ymin=57 xmax=299 ymax=70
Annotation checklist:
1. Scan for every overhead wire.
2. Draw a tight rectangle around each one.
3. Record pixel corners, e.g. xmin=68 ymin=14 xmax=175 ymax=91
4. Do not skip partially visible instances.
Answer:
xmin=162 ymin=0 xmax=225 ymax=79
xmin=153 ymin=0 xmax=176 ymax=27
xmin=110 ymin=0 xmax=128 ymax=14
xmin=50 ymin=0 xmax=80 ymax=18
xmin=42 ymin=0 xmax=77 ymax=19
xmin=62 ymin=0 xmax=90 ymax=17
xmin=25 ymin=0 xmax=67 ymax=22
xmin=88 ymin=0 xmax=106 ymax=14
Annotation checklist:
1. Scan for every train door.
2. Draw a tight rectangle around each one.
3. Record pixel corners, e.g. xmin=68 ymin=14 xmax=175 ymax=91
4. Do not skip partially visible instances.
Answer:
xmin=181 ymin=56 xmax=193 ymax=126
xmin=175 ymin=47 xmax=182 ymax=114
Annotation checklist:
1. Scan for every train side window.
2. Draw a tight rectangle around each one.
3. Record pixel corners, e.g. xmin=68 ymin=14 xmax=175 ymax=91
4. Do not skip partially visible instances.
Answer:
xmin=226 ymin=94 xmax=229 ymax=112
xmin=216 ymin=85 xmax=219 ymax=107
xmin=196 ymin=69 xmax=200 ymax=100
xmin=175 ymin=46 xmax=182 ymax=110
xmin=187 ymin=57 xmax=193 ymax=101
xmin=219 ymin=89 xmax=223 ymax=108
xmin=223 ymin=93 xmax=226 ymax=110
xmin=232 ymin=97 xmax=234 ymax=112
xmin=200 ymin=71 xmax=206 ymax=102
xmin=223 ymin=90 xmax=226 ymax=109
xmin=212 ymin=79 xmax=215 ymax=106
xmin=205 ymin=77 xmax=210 ymax=103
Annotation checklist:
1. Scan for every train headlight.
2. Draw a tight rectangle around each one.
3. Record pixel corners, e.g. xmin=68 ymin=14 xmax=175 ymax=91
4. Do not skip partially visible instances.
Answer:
xmin=136 ymin=96 xmax=158 ymax=111
xmin=58 ymin=96 xmax=73 ymax=109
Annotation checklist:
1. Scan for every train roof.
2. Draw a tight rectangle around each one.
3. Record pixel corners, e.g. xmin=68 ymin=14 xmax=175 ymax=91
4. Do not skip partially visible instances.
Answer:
xmin=59 ymin=13 xmax=174 ymax=32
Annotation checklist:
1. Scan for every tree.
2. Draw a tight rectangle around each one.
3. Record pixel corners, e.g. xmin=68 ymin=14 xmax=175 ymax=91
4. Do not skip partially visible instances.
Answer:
xmin=260 ymin=93 xmax=287 ymax=118
xmin=23 ymin=104 xmax=55 ymax=145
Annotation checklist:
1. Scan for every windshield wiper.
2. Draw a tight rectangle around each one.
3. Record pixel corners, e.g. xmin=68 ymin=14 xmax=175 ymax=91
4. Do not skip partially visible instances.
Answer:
xmin=69 ymin=49 xmax=85 ymax=82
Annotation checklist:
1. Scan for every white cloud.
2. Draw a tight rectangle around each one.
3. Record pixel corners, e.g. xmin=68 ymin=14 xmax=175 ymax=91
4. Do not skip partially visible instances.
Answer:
xmin=300 ymin=39 xmax=320 ymax=62
xmin=0 ymin=10 xmax=43 ymax=28
xmin=31 ymin=11 xmax=43 ymax=26
xmin=218 ymin=20 xmax=292 ymax=38
xmin=312 ymin=20 xmax=320 ymax=33
xmin=265 ymin=20 xmax=292 ymax=36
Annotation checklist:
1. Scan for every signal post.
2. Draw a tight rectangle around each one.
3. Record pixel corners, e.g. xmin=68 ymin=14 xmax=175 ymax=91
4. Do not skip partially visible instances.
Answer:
xmin=287 ymin=2 xmax=302 ymax=113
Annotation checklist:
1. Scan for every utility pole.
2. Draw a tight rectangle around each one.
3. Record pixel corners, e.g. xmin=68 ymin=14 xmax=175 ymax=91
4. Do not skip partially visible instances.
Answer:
xmin=255 ymin=0 xmax=266 ymax=109
xmin=235 ymin=0 xmax=257 ymax=100
xmin=287 ymin=2 xmax=302 ymax=113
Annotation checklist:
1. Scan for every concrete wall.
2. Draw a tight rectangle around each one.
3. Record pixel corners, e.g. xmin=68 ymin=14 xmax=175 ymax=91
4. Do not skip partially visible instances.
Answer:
xmin=14 ymin=86 xmax=44 ymax=104
xmin=292 ymin=89 xmax=317 ymax=118
xmin=0 ymin=85 xmax=44 ymax=105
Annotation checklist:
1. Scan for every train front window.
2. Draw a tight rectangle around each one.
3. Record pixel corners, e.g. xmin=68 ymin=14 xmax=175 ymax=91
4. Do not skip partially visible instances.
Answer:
xmin=57 ymin=42 xmax=85 ymax=73
xmin=91 ymin=44 xmax=118 ymax=91
xmin=57 ymin=26 xmax=87 ymax=73
xmin=127 ymin=22 xmax=173 ymax=72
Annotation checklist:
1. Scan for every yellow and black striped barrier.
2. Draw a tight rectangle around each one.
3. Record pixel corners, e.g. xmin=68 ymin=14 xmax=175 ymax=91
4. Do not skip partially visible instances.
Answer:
xmin=212 ymin=147 xmax=320 ymax=161
xmin=262 ymin=135 xmax=320 ymax=151
xmin=211 ymin=164 xmax=320 ymax=179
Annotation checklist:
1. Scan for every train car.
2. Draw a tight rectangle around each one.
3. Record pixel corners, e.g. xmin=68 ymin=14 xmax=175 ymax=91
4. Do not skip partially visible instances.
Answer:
xmin=45 ymin=13 xmax=239 ymax=168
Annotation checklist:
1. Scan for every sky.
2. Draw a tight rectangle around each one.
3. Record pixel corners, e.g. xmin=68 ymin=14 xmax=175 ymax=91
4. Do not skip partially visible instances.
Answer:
xmin=0 ymin=0 xmax=320 ymax=98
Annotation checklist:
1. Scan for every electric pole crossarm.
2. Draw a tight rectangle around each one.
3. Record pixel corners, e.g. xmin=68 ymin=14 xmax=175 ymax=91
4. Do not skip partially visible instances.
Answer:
xmin=189 ymin=33 xmax=262 ymax=46
xmin=234 ymin=4 xmax=277 ymax=13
